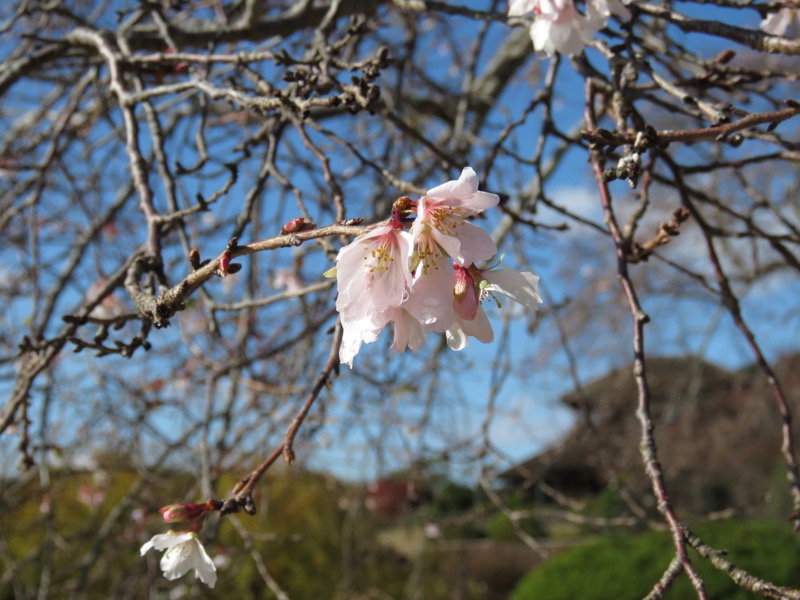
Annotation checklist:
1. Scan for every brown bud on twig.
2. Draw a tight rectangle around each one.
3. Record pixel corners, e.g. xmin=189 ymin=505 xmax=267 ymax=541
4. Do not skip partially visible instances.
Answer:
xmin=712 ymin=49 xmax=736 ymax=64
xmin=189 ymin=249 xmax=201 ymax=271
xmin=629 ymin=207 xmax=692 ymax=263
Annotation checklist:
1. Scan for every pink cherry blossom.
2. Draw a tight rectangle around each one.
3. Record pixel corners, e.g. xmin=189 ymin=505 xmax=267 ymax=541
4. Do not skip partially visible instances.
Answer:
xmin=339 ymin=305 xmax=428 ymax=366
xmin=335 ymin=221 xmax=415 ymax=367
xmin=404 ymin=167 xmax=498 ymax=330
xmin=509 ymin=0 xmax=596 ymax=56
xmin=331 ymin=168 xmax=541 ymax=365
xmin=507 ymin=0 xmax=536 ymax=17
xmin=335 ymin=223 xmax=412 ymax=319
xmin=411 ymin=167 xmax=498 ymax=268
xmin=509 ymin=0 xmax=631 ymax=56
xmin=424 ymin=166 xmax=500 ymax=214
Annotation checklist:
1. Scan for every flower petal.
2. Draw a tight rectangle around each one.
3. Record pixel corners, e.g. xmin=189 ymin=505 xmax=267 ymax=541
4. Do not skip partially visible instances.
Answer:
xmin=140 ymin=531 xmax=217 ymax=588
xmin=445 ymin=307 xmax=493 ymax=350
xmin=190 ymin=540 xmax=218 ymax=588
xmin=425 ymin=168 xmax=499 ymax=213
xmin=483 ymin=269 xmax=542 ymax=308
xmin=141 ymin=531 xmax=194 ymax=555
xmin=434 ymin=221 xmax=497 ymax=266
xmin=161 ymin=543 xmax=195 ymax=580
xmin=507 ymin=0 xmax=537 ymax=17
xmin=425 ymin=167 xmax=479 ymax=201
xmin=405 ymin=266 xmax=457 ymax=331
xmin=339 ymin=312 xmax=386 ymax=367
xmin=461 ymin=307 xmax=494 ymax=344
xmin=445 ymin=323 xmax=468 ymax=351
xmin=335 ymin=226 xmax=412 ymax=315
xmin=390 ymin=308 xmax=427 ymax=354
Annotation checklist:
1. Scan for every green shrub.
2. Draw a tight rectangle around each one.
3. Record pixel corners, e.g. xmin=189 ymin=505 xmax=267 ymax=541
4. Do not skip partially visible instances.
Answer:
xmin=484 ymin=512 xmax=546 ymax=542
xmin=510 ymin=521 xmax=800 ymax=600
xmin=431 ymin=481 xmax=475 ymax=515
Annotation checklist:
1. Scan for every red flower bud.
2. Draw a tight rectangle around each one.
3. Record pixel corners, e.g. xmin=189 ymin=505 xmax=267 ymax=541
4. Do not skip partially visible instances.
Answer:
xmin=217 ymin=252 xmax=242 ymax=277
xmin=281 ymin=217 xmax=316 ymax=235
xmin=159 ymin=502 xmax=208 ymax=523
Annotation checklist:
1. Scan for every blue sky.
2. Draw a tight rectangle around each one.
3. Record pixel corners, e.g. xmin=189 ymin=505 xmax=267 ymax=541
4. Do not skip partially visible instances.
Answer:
xmin=2 ymin=1 xmax=800 ymax=486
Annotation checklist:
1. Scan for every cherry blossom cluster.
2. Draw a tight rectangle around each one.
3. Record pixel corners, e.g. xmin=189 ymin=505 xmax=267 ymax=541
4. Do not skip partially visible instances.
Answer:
xmin=508 ymin=0 xmax=796 ymax=56
xmin=332 ymin=167 xmax=541 ymax=367
xmin=507 ymin=0 xmax=631 ymax=56
xmin=140 ymin=501 xmax=220 ymax=588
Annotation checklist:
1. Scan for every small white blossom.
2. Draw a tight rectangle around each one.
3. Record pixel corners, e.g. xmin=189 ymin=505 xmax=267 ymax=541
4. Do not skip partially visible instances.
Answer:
xmin=509 ymin=0 xmax=597 ymax=56
xmin=140 ymin=531 xmax=217 ymax=588
xmin=760 ymin=6 xmax=800 ymax=36
xmin=509 ymin=0 xmax=631 ymax=56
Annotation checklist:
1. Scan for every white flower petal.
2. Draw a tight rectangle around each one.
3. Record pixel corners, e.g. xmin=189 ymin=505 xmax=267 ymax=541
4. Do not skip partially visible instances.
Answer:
xmin=140 ymin=531 xmax=217 ymax=589
xmin=405 ymin=266 xmax=457 ymax=331
xmin=161 ymin=543 xmax=195 ymax=580
xmin=390 ymin=308 xmax=427 ymax=354
xmin=527 ymin=0 xmax=601 ymax=56
xmin=425 ymin=167 xmax=478 ymax=201
xmin=440 ymin=221 xmax=498 ymax=266
xmin=460 ymin=307 xmax=494 ymax=344
xmin=445 ymin=307 xmax=494 ymax=350
xmin=189 ymin=541 xmax=218 ymax=588
xmin=445 ymin=323 xmax=468 ymax=351
xmin=140 ymin=532 xmax=194 ymax=555
xmin=508 ymin=0 xmax=536 ymax=17
xmin=424 ymin=168 xmax=499 ymax=213
xmin=483 ymin=269 xmax=542 ymax=308
xmin=339 ymin=311 xmax=386 ymax=367
xmin=760 ymin=9 xmax=798 ymax=36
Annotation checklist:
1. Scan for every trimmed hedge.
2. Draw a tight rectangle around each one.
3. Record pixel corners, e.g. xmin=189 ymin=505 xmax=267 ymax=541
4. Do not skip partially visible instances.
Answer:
xmin=511 ymin=521 xmax=800 ymax=599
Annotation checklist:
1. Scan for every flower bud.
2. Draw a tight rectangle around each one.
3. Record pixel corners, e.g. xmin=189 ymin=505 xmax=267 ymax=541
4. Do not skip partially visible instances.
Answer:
xmin=218 ymin=252 xmax=230 ymax=276
xmin=281 ymin=217 xmax=316 ymax=235
xmin=217 ymin=252 xmax=241 ymax=277
xmin=159 ymin=502 xmax=208 ymax=523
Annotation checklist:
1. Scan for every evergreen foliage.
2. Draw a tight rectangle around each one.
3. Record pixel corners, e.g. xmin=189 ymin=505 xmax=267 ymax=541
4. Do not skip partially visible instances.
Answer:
xmin=511 ymin=521 xmax=800 ymax=600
